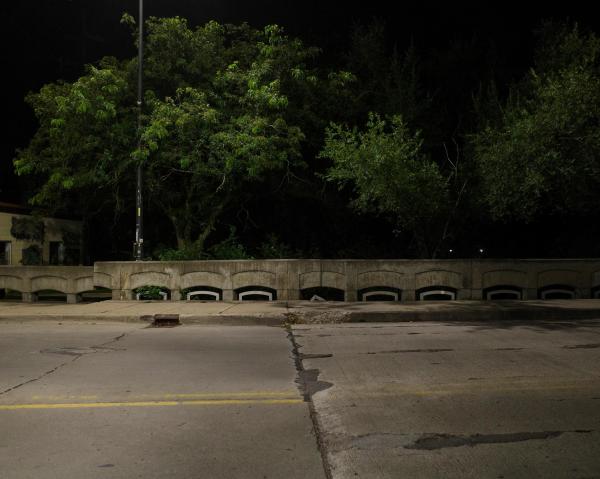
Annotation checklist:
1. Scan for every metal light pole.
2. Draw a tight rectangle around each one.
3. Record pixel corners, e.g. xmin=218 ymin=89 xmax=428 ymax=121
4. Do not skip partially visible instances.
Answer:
xmin=134 ymin=0 xmax=144 ymax=260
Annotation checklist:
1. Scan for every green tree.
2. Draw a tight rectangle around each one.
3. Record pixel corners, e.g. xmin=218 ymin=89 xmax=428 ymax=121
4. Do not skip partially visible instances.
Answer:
xmin=14 ymin=58 xmax=135 ymax=262
xmin=15 ymin=17 xmax=327 ymax=257
xmin=471 ymin=22 xmax=600 ymax=221
xmin=320 ymin=113 xmax=450 ymax=257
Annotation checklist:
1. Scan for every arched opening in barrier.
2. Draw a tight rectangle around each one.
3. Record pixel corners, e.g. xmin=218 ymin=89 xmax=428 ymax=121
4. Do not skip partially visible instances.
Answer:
xmin=182 ymin=286 xmax=222 ymax=301
xmin=417 ymin=286 xmax=457 ymax=301
xmin=538 ymin=284 xmax=576 ymax=300
xmin=235 ymin=286 xmax=276 ymax=301
xmin=0 ymin=289 xmax=22 ymax=301
xmin=79 ymin=287 xmax=112 ymax=303
xmin=358 ymin=287 xmax=401 ymax=301
xmin=134 ymin=285 xmax=170 ymax=300
xmin=593 ymin=286 xmax=600 ymax=299
xmin=484 ymin=285 xmax=522 ymax=300
xmin=35 ymin=290 xmax=67 ymax=302
xmin=301 ymin=287 xmax=345 ymax=301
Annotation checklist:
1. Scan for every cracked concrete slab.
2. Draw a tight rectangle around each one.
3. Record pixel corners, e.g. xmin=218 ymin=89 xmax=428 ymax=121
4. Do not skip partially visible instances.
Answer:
xmin=291 ymin=321 xmax=600 ymax=478
xmin=0 ymin=322 xmax=325 ymax=479
xmin=0 ymin=322 xmax=141 ymax=396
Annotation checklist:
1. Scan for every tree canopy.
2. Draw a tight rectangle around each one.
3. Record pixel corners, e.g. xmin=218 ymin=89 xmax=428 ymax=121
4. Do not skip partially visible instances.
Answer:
xmin=471 ymin=22 xmax=600 ymax=221
xmin=15 ymin=17 xmax=348 ymax=258
xmin=320 ymin=113 xmax=450 ymax=257
xmin=13 ymin=17 xmax=600 ymax=261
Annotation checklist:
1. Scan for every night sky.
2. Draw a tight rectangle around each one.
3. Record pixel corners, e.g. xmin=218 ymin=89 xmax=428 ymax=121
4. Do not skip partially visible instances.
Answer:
xmin=2 ymin=1 xmax=598 ymax=203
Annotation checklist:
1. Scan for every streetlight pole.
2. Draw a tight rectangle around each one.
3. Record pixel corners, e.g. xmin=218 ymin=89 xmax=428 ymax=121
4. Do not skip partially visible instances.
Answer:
xmin=134 ymin=0 xmax=144 ymax=260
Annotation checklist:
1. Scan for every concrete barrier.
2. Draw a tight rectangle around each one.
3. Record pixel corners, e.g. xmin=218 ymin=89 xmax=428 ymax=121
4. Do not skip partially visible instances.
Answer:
xmin=94 ymin=259 xmax=600 ymax=302
xmin=0 ymin=265 xmax=94 ymax=303
xmin=3 ymin=260 xmax=599 ymax=303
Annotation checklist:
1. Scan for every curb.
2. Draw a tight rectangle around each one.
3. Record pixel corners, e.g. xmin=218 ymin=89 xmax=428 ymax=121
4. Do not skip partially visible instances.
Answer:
xmin=0 ymin=314 xmax=287 ymax=326
xmin=1 ymin=304 xmax=599 ymax=325
xmin=343 ymin=308 xmax=600 ymax=323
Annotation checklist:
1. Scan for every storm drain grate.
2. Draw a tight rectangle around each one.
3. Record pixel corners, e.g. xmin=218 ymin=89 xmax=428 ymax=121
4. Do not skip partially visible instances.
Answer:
xmin=151 ymin=314 xmax=181 ymax=327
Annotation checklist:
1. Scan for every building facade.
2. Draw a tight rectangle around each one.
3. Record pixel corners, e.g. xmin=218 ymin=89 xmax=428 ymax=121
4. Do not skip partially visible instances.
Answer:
xmin=0 ymin=203 xmax=82 ymax=266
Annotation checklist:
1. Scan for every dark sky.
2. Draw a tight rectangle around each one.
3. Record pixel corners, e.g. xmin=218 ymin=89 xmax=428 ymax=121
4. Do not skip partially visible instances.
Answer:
xmin=2 ymin=1 xmax=599 ymax=202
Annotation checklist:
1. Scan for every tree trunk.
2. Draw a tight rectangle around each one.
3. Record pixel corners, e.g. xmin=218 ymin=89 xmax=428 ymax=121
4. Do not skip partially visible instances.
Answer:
xmin=172 ymin=216 xmax=192 ymax=250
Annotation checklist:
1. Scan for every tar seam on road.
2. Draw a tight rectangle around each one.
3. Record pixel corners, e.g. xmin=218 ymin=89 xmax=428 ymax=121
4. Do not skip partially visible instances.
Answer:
xmin=404 ymin=430 xmax=594 ymax=450
xmin=286 ymin=325 xmax=333 ymax=479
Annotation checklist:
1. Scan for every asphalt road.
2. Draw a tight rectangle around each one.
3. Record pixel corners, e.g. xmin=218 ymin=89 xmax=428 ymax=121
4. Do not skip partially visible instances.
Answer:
xmin=0 ymin=322 xmax=325 ymax=479
xmin=2 ymin=319 xmax=600 ymax=479
xmin=292 ymin=320 xmax=600 ymax=479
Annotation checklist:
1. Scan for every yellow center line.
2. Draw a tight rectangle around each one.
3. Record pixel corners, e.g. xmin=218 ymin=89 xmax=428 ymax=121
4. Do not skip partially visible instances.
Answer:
xmin=29 ymin=390 xmax=298 ymax=401
xmin=0 ymin=398 xmax=303 ymax=411
xmin=162 ymin=391 xmax=298 ymax=399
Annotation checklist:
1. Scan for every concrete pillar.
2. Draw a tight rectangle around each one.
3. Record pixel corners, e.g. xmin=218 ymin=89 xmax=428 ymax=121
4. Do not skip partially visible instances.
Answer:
xmin=171 ymin=290 xmax=181 ymax=301
xmin=112 ymin=289 xmax=133 ymax=300
xmin=277 ymin=288 xmax=288 ymax=300
xmin=344 ymin=261 xmax=358 ymax=302
xmin=285 ymin=260 xmax=301 ymax=301
xmin=470 ymin=288 xmax=483 ymax=300
xmin=285 ymin=289 xmax=300 ymax=300
xmin=578 ymin=288 xmax=590 ymax=299
xmin=66 ymin=293 xmax=80 ymax=304
xmin=223 ymin=289 xmax=234 ymax=301
xmin=345 ymin=289 xmax=358 ymax=302
xmin=22 ymin=292 xmax=37 ymax=303
xmin=403 ymin=289 xmax=416 ymax=302
xmin=525 ymin=288 xmax=538 ymax=300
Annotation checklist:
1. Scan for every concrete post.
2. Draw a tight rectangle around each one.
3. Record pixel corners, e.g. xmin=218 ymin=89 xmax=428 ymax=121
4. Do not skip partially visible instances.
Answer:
xmin=403 ymin=289 xmax=416 ymax=301
xmin=223 ymin=289 xmax=234 ymax=301
xmin=578 ymin=288 xmax=591 ymax=299
xmin=404 ymin=265 xmax=417 ymax=302
xmin=470 ymin=289 xmax=483 ymax=300
xmin=112 ymin=289 xmax=133 ymax=300
xmin=22 ymin=292 xmax=37 ymax=303
xmin=525 ymin=288 xmax=538 ymax=300
xmin=345 ymin=261 xmax=358 ymax=302
xmin=66 ymin=293 xmax=80 ymax=304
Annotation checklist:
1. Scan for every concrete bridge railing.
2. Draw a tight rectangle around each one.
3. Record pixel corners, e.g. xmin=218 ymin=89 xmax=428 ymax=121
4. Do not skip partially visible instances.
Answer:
xmin=0 ymin=265 xmax=94 ymax=303
xmin=2 ymin=259 xmax=600 ymax=303
xmin=93 ymin=259 xmax=600 ymax=302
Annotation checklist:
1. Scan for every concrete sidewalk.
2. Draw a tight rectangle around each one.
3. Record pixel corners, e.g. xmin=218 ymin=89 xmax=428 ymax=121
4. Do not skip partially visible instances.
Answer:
xmin=1 ymin=299 xmax=600 ymax=324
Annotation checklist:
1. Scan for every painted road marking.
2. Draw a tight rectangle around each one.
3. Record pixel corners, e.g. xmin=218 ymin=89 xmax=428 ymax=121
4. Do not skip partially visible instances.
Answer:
xmin=0 ymin=398 xmax=303 ymax=411
xmin=29 ymin=390 xmax=298 ymax=401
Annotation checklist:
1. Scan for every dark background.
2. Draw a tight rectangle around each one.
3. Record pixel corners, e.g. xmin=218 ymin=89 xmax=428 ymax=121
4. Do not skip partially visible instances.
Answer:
xmin=2 ymin=1 xmax=599 ymax=260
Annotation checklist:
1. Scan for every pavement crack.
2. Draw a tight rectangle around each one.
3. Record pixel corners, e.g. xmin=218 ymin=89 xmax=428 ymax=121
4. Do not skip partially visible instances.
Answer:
xmin=0 ymin=354 xmax=82 ymax=396
xmin=94 ymin=330 xmax=134 ymax=349
xmin=286 ymin=326 xmax=333 ymax=479
xmin=0 ymin=330 xmax=134 ymax=397
xmin=563 ymin=343 xmax=600 ymax=349
xmin=405 ymin=430 xmax=593 ymax=450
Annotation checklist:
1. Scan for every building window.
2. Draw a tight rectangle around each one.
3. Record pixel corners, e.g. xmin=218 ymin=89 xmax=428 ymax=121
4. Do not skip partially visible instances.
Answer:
xmin=0 ymin=241 xmax=11 ymax=265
